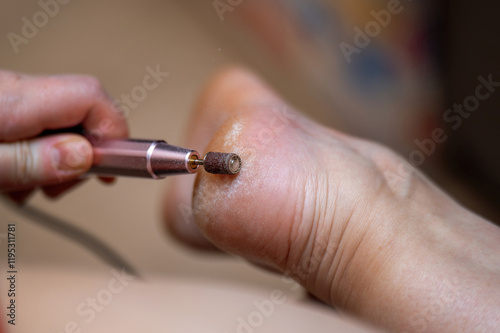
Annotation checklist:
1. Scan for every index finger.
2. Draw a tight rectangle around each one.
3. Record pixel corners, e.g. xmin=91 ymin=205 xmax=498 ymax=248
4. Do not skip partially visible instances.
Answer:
xmin=0 ymin=70 xmax=129 ymax=142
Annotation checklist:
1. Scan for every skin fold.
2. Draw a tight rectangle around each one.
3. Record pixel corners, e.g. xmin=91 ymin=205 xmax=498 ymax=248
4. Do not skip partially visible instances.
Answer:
xmin=163 ymin=67 xmax=500 ymax=332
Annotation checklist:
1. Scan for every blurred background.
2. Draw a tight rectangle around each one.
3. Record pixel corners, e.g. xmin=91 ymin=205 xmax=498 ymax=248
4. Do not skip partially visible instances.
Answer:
xmin=0 ymin=0 xmax=498 ymax=332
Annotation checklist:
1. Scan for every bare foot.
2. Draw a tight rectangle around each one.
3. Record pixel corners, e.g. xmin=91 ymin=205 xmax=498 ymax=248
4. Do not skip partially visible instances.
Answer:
xmin=163 ymin=67 xmax=500 ymax=332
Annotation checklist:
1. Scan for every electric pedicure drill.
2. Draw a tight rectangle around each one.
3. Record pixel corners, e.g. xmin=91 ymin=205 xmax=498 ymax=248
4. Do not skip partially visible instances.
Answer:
xmin=90 ymin=139 xmax=242 ymax=178
xmin=42 ymin=126 xmax=242 ymax=178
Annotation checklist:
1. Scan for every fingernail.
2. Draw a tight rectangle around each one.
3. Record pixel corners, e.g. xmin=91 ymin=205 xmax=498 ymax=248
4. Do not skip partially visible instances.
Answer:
xmin=51 ymin=138 xmax=91 ymax=174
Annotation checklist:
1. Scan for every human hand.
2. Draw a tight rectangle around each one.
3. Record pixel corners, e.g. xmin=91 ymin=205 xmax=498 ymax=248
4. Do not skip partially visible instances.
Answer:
xmin=0 ymin=70 xmax=128 ymax=203
xmin=163 ymin=68 xmax=500 ymax=332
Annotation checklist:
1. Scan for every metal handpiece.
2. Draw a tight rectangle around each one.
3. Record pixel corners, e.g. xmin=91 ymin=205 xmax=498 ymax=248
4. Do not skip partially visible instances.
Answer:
xmin=89 ymin=139 xmax=241 ymax=178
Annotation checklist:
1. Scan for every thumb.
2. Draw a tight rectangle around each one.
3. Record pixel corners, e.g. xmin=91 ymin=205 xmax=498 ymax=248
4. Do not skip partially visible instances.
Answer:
xmin=0 ymin=134 xmax=92 ymax=191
